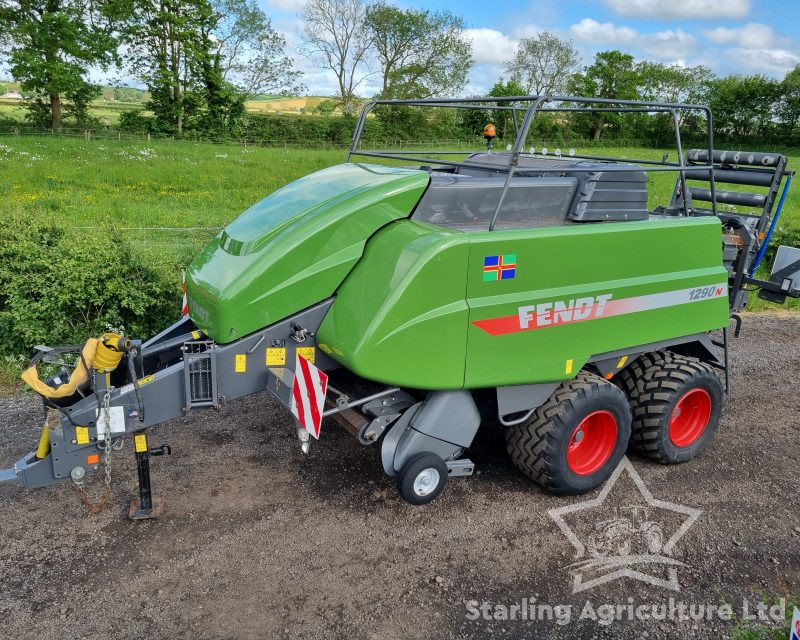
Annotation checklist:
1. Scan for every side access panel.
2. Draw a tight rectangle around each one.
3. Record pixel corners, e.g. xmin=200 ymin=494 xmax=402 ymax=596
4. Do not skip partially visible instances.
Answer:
xmin=317 ymin=221 xmax=470 ymax=389
xmin=464 ymin=217 xmax=730 ymax=387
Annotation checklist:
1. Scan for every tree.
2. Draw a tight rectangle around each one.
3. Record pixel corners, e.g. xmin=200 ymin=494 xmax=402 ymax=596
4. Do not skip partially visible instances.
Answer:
xmin=700 ymin=75 xmax=781 ymax=141
xmin=0 ymin=0 xmax=129 ymax=129
xmin=635 ymin=62 xmax=714 ymax=141
xmin=636 ymin=62 xmax=713 ymax=105
xmin=567 ymin=50 xmax=640 ymax=140
xmin=313 ymin=98 xmax=336 ymax=115
xmin=128 ymin=0 xmax=301 ymax=135
xmin=778 ymin=65 xmax=800 ymax=143
xmin=365 ymin=2 xmax=471 ymax=99
xmin=196 ymin=2 xmax=248 ymax=135
xmin=210 ymin=0 xmax=303 ymax=99
xmin=504 ymin=31 xmax=580 ymax=95
xmin=299 ymin=0 xmax=371 ymax=116
xmin=485 ymin=79 xmax=525 ymax=139
xmin=128 ymin=0 xmax=210 ymax=136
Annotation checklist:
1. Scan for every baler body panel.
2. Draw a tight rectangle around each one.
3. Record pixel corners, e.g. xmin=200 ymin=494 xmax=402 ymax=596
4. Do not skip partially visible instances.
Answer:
xmin=316 ymin=221 xmax=470 ymax=389
xmin=186 ymin=163 xmax=429 ymax=342
xmin=319 ymin=216 xmax=730 ymax=389
xmin=463 ymin=216 xmax=730 ymax=387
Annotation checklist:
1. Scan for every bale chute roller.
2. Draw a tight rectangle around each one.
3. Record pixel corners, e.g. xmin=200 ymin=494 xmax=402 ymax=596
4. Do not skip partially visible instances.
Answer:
xmin=2 ymin=95 xmax=798 ymax=517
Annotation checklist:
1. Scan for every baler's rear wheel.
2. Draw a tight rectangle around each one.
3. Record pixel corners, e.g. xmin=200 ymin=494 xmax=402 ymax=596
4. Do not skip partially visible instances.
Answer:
xmin=505 ymin=372 xmax=631 ymax=495
xmin=619 ymin=353 xmax=723 ymax=463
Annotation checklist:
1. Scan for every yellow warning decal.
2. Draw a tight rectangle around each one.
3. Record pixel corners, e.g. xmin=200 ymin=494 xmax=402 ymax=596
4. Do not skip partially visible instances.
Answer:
xmin=296 ymin=347 xmax=315 ymax=364
xmin=134 ymin=433 xmax=148 ymax=453
xmin=565 ymin=359 xmax=574 ymax=375
xmin=139 ymin=374 xmax=155 ymax=386
xmin=235 ymin=354 xmax=247 ymax=373
xmin=191 ymin=330 xmax=202 ymax=340
xmin=75 ymin=426 xmax=90 ymax=445
xmin=266 ymin=347 xmax=286 ymax=366
xmin=617 ymin=355 xmax=628 ymax=369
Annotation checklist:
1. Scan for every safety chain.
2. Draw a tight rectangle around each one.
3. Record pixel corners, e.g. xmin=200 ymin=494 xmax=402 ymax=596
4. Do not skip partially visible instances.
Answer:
xmin=71 ymin=386 xmax=114 ymax=514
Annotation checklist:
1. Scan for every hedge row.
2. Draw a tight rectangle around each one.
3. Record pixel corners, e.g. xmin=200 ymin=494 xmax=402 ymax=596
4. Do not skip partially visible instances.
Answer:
xmin=117 ymin=108 xmax=787 ymax=148
xmin=0 ymin=215 xmax=182 ymax=357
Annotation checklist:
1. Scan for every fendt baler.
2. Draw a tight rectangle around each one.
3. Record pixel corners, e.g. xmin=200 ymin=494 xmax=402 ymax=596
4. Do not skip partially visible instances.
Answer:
xmin=3 ymin=95 xmax=799 ymax=517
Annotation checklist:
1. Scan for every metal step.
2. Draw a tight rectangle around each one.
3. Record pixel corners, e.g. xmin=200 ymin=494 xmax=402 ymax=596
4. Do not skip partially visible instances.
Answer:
xmin=183 ymin=341 xmax=218 ymax=408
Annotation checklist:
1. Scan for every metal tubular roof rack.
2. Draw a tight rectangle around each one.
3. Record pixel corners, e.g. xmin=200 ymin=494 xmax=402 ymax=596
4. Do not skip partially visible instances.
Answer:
xmin=346 ymin=95 xmax=717 ymax=230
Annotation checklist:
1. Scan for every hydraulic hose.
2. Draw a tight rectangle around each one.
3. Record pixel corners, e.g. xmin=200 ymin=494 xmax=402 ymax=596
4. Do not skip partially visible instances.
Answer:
xmin=750 ymin=174 xmax=793 ymax=275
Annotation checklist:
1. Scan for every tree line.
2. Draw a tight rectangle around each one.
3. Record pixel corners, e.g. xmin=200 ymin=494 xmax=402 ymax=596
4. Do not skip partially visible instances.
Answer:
xmin=1 ymin=0 xmax=799 ymax=145
xmin=0 ymin=0 xmax=473 ymax=134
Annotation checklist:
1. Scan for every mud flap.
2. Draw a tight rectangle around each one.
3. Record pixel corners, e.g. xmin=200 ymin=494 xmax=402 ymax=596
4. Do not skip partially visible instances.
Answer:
xmin=381 ymin=391 xmax=480 ymax=476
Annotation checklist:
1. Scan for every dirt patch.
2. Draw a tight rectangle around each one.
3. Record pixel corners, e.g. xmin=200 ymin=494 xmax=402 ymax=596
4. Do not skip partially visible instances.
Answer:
xmin=0 ymin=313 xmax=798 ymax=639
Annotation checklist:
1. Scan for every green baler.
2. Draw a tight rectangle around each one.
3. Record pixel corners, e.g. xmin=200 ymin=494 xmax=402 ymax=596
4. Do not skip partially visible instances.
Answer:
xmin=3 ymin=96 xmax=798 ymax=516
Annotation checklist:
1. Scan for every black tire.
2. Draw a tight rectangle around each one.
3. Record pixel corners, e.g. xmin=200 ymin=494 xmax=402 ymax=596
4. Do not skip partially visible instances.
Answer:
xmin=397 ymin=453 xmax=448 ymax=506
xmin=622 ymin=354 xmax=724 ymax=464
xmin=505 ymin=372 xmax=632 ymax=495
xmin=616 ymin=350 xmax=674 ymax=397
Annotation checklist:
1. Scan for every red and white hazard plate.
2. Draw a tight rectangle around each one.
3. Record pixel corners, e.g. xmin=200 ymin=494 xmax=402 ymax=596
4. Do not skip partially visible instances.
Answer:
xmin=290 ymin=353 xmax=328 ymax=439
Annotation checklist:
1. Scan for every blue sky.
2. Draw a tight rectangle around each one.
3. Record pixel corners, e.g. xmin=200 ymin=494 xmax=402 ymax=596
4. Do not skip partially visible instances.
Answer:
xmin=260 ymin=0 xmax=800 ymax=96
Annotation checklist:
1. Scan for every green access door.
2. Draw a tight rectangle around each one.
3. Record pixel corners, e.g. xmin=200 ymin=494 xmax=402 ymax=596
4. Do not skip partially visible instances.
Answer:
xmin=463 ymin=217 xmax=730 ymax=388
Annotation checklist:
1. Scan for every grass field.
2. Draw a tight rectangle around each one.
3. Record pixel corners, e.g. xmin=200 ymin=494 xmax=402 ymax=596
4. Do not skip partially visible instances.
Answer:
xmin=2 ymin=135 xmax=798 ymax=312
xmin=0 ymin=95 xmax=346 ymax=125
xmin=0 ymin=98 xmax=145 ymax=127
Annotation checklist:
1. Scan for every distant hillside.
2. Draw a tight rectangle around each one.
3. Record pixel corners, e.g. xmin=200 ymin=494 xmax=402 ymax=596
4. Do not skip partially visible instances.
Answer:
xmin=245 ymin=95 xmax=365 ymax=116
xmin=0 ymin=80 xmax=22 ymax=94
xmin=101 ymin=87 xmax=149 ymax=102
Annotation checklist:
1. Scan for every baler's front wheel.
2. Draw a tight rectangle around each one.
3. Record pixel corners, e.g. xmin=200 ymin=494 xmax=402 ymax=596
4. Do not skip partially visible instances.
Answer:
xmin=505 ymin=373 xmax=631 ymax=495
xmin=622 ymin=355 xmax=723 ymax=464
xmin=397 ymin=453 xmax=449 ymax=506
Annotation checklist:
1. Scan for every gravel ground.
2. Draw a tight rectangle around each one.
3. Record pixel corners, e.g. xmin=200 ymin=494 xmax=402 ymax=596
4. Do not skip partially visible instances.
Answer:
xmin=0 ymin=312 xmax=798 ymax=640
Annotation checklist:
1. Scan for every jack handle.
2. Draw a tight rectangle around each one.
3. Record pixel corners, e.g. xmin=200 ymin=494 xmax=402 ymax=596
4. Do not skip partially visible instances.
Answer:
xmin=149 ymin=445 xmax=171 ymax=457
xmin=730 ymin=314 xmax=742 ymax=338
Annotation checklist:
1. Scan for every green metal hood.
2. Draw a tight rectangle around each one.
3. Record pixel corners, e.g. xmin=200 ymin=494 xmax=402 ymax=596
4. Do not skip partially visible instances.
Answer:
xmin=186 ymin=163 xmax=429 ymax=342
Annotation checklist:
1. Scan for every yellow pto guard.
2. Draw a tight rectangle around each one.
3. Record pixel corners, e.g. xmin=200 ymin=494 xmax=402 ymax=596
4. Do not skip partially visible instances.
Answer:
xmin=19 ymin=333 xmax=126 ymax=400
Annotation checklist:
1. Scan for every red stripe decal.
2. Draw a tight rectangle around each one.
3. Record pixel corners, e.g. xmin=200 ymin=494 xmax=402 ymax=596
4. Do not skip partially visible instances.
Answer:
xmin=292 ymin=377 xmax=306 ymax=426
xmin=472 ymin=285 xmax=726 ymax=337
xmin=472 ymin=315 xmax=520 ymax=336
xmin=298 ymin=355 xmax=322 ymax=437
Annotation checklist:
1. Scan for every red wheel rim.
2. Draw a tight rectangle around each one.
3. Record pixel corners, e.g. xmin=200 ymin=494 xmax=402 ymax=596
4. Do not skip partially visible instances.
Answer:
xmin=567 ymin=410 xmax=618 ymax=476
xmin=669 ymin=388 xmax=712 ymax=447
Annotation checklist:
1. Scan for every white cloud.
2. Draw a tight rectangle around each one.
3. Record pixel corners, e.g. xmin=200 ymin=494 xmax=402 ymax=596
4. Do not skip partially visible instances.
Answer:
xmin=263 ymin=0 xmax=306 ymax=11
xmin=510 ymin=24 xmax=544 ymax=40
xmin=700 ymin=23 xmax=799 ymax=76
xmin=726 ymin=47 xmax=800 ymax=74
xmin=604 ymin=0 xmax=750 ymax=19
xmin=570 ymin=18 xmax=637 ymax=44
xmin=569 ymin=19 xmax=697 ymax=60
xmin=703 ymin=23 xmax=790 ymax=49
xmin=642 ymin=29 xmax=698 ymax=58
xmin=464 ymin=28 xmax=519 ymax=65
